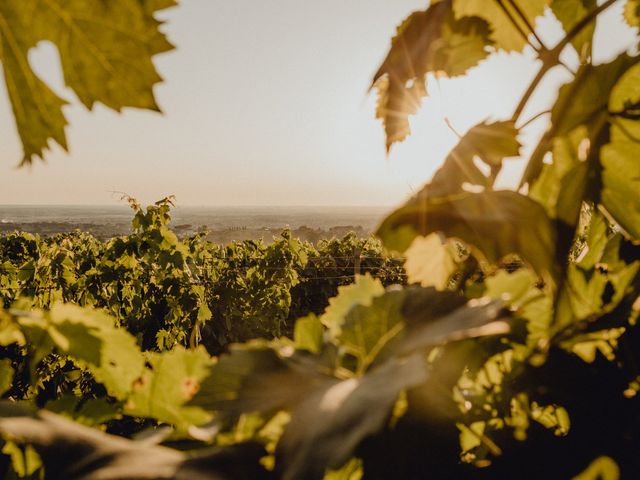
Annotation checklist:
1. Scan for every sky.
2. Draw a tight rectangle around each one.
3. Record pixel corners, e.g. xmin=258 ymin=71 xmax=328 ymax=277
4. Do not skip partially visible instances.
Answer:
xmin=0 ymin=0 xmax=637 ymax=206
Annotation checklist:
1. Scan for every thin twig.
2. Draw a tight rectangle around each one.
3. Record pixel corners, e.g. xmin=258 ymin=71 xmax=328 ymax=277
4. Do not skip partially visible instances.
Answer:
xmin=506 ymin=0 xmax=547 ymax=50
xmin=517 ymin=109 xmax=551 ymax=129
xmin=495 ymin=0 xmax=539 ymax=51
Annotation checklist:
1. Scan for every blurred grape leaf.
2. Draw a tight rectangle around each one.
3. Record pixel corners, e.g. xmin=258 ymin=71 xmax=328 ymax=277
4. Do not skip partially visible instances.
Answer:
xmin=0 ymin=0 xmax=175 ymax=165
xmin=560 ymin=327 xmax=626 ymax=363
xmin=624 ymin=0 xmax=640 ymax=27
xmin=125 ymin=346 xmax=213 ymax=430
xmin=404 ymin=234 xmax=458 ymax=290
xmin=601 ymin=125 xmax=640 ymax=241
xmin=376 ymin=190 xmax=557 ymax=282
xmin=294 ymin=314 xmax=324 ymax=354
xmin=320 ymin=274 xmax=385 ymax=338
xmin=573 ymin=456 xmax=620 ymax=480
xmin=529 ymin=127 xmax=588 ymax=223
xmin=553 ymin=54 xmax=639 ymax=137
xmin=0 ymin=359 xmax=14 ymax=396
xmin=551 ymin=0 xmax=596 ymax=60
xmin=276 ymin=353 xmax=428 ymax=480
xmin=339 ymin=290 xmax=407 ymax=371
xmin=522 ymin=54 xmax=639 ymax=187
xmin=0 ymin=403 xmax=267 ymax=480
xmin=453 ymin=0 xmax=549 ymax=52
xmin=372 ymin=0 xmax=491 ymax=151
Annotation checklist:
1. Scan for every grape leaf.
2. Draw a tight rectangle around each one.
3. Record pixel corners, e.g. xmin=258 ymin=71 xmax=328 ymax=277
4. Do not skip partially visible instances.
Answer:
xmin=429 ymin=120 xmax=521 ymax=197
xmin=320 ymin=274 xmax=385 ymax=338
xmin=0 ymin=2 xmax=68 ymax=164
xmin=294 ymin=314 xmax=324 ymax=354
xmin=0 ymin=0 xmax=175 ymax=165
xmin=522 ymin=53 xmax=639 ymax=187
xmin=338 ymin=290 xmax=407 ymax=371
xmin=553 ymin=54 xmax=640 ymax=137
xmin=125 ymin=346 xmax=213 ymax=430
xmin=551 ymin=0 xmax=596 ymax=60
xmin=376 ymin=190 xmax=558 ymax=282
xmin=276 ymin=353 xmax=428 ymax=480
xmin=601 ymin=63 xmax=640 ymax=239
xmin=624 ymin=0 xmax=640 ymax=27
xmin=404 ymin=234 xmax=458 ymax=290
xmin=600 ymin=125 xmax=640 ymax=241
xmin=372 ymin=0 xmax=491 ymax=152
xmin=453 ymin=0 xmax=549 ymax=52
xmin=529 ymin=126 xmax=588 ymax=223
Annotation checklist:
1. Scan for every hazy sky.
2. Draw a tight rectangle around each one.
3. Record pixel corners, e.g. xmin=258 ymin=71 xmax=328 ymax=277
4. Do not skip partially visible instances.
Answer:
xmin=0 ymin=1 xmax=636 ymax=206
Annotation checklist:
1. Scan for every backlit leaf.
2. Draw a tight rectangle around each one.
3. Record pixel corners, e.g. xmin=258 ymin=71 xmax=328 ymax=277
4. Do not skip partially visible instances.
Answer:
xmin=125 ymin=346 xmax=213 ymax=430
xmin=624 ymin=0 xmax=640 ymax=27
xmin=453 ymin=0 xmax=549 ymax=52
xmin=404 ymin=234 xmax=458 ymax=290
xmin=372 ymin=0 xmax=491 ymax=151
xmin=320 ymin=274 xmax=385 ymax=338
xmin=551 ymin=0 xmax=597 ymax=60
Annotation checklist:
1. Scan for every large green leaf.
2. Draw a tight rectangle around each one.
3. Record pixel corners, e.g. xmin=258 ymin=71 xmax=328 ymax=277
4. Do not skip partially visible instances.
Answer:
xmin=0 ymin=2 xmax=68 ymax=163
xmin=320 ymin=274 xmax=385 ymax=338
xmin=600 ymin=125 xmax=640 ymax=241
xmin=601 ymin=63 xmax=640 ymax=241
xmin=0 ymin=0 xmax=175 ymax=165
xmin=453 ymin=0 xmax=549 ymax=52
xmin=553 ymin=54 xmax=639 ymax=137
xmin=338 ymin=290 xmax=407 ymax=372
xmin=276 ymin=353 xmax=428 ymax=480
xmin=529 ymin=126 xmax=589 ymax=225
xmin=14 ymin=304 xmax=145 ymax=399
xmin=372 ymin=0 xmax=491 ymax=151
xmin=376 ymin=190 xmax=557 ymax=282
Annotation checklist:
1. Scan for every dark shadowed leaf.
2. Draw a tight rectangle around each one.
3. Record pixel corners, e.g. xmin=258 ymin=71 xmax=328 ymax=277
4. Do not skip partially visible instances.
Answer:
xmin=522 ymin=54 xmax=640 ymax=187
xmin=276 ymin=353 xmax=428 ymax=480
xmin=552 ymin=54 xmax=640 ymax=137
xmin=0 ymin=403 xmax=267 ymax=480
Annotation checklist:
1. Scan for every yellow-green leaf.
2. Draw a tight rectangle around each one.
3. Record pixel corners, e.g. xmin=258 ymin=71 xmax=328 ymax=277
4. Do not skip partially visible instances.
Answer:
xmin=453 ymin=0 xmax=549 ymax=52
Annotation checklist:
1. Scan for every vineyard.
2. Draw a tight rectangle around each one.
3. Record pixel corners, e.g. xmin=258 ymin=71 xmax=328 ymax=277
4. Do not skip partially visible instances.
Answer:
xmin=1 ymin=0 xmax=640 ymax=479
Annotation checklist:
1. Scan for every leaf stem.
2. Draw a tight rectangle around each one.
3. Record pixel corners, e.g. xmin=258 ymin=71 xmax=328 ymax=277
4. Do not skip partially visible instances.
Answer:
xmin=506 ymin=0 xmax=547 ymax=51
xmin=495 ymin=0 xmax=539 ymax=51
xmin=511 ymin=0 xmax=621 ymax=123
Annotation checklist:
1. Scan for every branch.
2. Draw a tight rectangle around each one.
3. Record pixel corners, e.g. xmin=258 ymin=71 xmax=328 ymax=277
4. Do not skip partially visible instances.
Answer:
xmin=506 ymin=0 xmax=547 ymax=51
xmin=517 ymin=109 xmax=551 ymax=129
xmin=511 ymin=0 xmax=621 ymax=123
